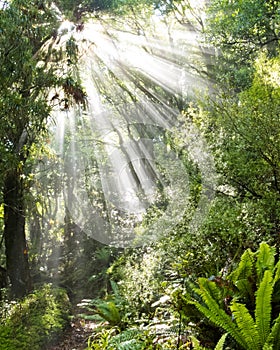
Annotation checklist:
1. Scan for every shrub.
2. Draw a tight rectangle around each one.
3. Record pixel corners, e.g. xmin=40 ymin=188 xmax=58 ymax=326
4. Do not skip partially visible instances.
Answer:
xmin=0 ymin=284 xmax=70 ymax=350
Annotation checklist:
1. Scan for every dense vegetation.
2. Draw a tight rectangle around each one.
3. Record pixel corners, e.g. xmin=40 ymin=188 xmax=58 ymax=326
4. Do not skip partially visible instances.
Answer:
xmin=0 ymin=0 xmax=279 ymax=349
xmin=0 ymin=284 xmax=70 ymax=350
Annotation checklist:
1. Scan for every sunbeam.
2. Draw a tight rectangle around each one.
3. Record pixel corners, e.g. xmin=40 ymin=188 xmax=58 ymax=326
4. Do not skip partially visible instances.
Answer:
xmin=52 ymin=7 xmax=216 ymax=247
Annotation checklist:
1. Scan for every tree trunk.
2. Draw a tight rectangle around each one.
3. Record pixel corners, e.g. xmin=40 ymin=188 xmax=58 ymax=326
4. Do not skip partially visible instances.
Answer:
xmin=4 ymin=169 xmax=32 ymax=298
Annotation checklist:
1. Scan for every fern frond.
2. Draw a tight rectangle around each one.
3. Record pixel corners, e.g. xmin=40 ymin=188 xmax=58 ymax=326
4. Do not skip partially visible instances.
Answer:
xmin=230 ymin=301 xmax=261 ymax=350
xmin=108 ymin=329 xmax=142 ymax=350
xmin=96 ymin=301 xmax=121 ymax=325
xmin=77 ymin=313 xmax=104 ymax=322
xmin=214 ymin=333 xmax=227 ymax=350
xmin=191 ymin=285 xmax=246 ymax=349
xmin=255 ymin=270 xmax=273 ymax=345
xmin=255 ymin=242 xmax=275 ymax=283
xmin=264 ymin=313 xmax=280 ymax=350
xmin=228 ymin=249 xmax=254 ymax=284
xmin=117 ymin=339 xmax=143 ymax=350
xmin=190 ymin=336 xmax=200 ymax=349
xmin=235 ymin=278 xmax=253 ymax=299
xmin=189 ymin=335 xmax=208 ymax=349
xmin=198 ymin=278 xmax=223 ymax=304
xmin=273 ymin=260 xmax=280 ymax=284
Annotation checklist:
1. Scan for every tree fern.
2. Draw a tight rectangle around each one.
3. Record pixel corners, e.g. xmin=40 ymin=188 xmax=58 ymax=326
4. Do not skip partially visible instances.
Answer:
xmin=230 ymin=301 xmax=261 ymax=350
xmin=255 ymin=270 xmax=273 ymax=345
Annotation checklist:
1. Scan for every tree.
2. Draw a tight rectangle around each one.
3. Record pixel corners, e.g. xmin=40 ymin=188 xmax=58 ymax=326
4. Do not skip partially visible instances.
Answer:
xmin=54 ymin=0 xmax=119 ymax=21
xmin=205 ymin=0 xmax=280 ymax=89
xmin=0 ymin=0 xmax=85 ymax=298
xmin=205 ymin=53 xmax=280 ymax=239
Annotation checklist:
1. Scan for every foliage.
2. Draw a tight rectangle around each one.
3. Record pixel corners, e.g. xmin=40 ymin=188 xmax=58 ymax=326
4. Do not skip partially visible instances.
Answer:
xmin=79 ymin=4 xmax=280 ymax=348
xmin=78 ymin=280 xmax=128 ymax=328
xmin=0 ymin=284 xmax=70 ymax=350
xmin=174 ymin=243 xmax=280 ymax=349
xmin=0 ymin=0 xmax=86 ymax=298
xmin=55 ymin=0 xmax=155 ymax=20
xmin=206 ymin=0 xmax=280 ymax=55
xmin=1 ymin=0 xmax=279 ymax=347
xmin=87 ymin=328 xmax=145 ymax=350
xmin=198 ymin=53 xmax=280 ymax=247
xmin=86 ymin=324 xmax=191 ymax=349
xmin=205 ymin=0 xmax=280 ymax=89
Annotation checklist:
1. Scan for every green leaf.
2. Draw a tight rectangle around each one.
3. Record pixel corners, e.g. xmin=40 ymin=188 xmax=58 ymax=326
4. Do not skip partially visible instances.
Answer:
xmin=235 ymin=279 xmax=253 ymax=299
xmin=192 ymin=280 xmax=246 ymax=349
xmin=230 ymin=301 xmax=261 ymax=350
xmin=96 ymin=301 xmax=121 ymax=325
xmin=255 ymin=270 xmax=273 ymax=345
xmin=273 ymin=260 xmax=280 ymax=285
xmin=255 ymin=243 xmax=275 ymax=283
xmin=214 ymin=333 xmax=228 ymax=350
xmin=189 ymin=335 xmax=206 ymax=349
xmin=228 ymin=249 xmax=254 ymax=284
xmin=264 ymin=313 xmax=280 ymax=350
xmin=36 ymin=201 xmax=43 ymax=216
xmin=199 ymin=278 xmax=223 ymax=304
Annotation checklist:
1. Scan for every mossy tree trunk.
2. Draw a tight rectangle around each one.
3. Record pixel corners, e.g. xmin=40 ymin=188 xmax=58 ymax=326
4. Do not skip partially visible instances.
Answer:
xmin=4 ymin=168 xmax=32 ymax=298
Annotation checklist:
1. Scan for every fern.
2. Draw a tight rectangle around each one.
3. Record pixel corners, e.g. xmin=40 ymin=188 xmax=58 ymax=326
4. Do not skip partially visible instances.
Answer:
xmin=189 ymin=335 xmax=208 ymax=349
xmin=263 ymin=313 xmax=280 ymax=350
xmin=201 ymin=278 xmax=223 ymax=303
xmin=79 ymin=297 xmax=122 ymax=326
xmin=189 ymin=335 xmax=201 ymax=349
xmin=115 ymin=339 xmax=143 ymax=350
xmin=262 ymin=344 xmax=273 ymax=350
xmin=192 ymin=283 xmax=246 ymax=348
xmin=228 ymin=249 xmax=254 ymax=283
xmin=230 ymin=301 xmax=261 ymax=350
xmin=108 ymin=328 xmax=139 ymax=343
xmin=234 ymin=278 xmax=253 ymax=299
xmin=187 ymin=243 xmax=280 ymax=350
xmin=78 ymin=313 xmax=105 ymax=322
xmin=197 ymin=278 xmax=227 ymax=304
xmin=255 ymin=270 xmax=273 ymax=345
xmin=214 ymin=333 xmax=227 ymax=350
xmin=273 ymin=260 xmax=280 ymax=284
xmin=255 ymin=242 xmax=275 ymax=284
xmin=108 ymin=329 xmax=143 ymax=350
xmin=96 ymin=301 xmax=121 ymax=325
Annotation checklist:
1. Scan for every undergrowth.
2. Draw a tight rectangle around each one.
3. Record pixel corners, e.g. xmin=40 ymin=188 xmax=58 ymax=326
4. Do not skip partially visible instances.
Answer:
xmin=0 ymin=284 xmax=70 ymax=350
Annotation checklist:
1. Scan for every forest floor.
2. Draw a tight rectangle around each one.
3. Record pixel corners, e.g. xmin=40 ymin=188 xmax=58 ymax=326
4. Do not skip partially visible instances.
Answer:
xmin=48 ymin=313 xmax=98 ymax=350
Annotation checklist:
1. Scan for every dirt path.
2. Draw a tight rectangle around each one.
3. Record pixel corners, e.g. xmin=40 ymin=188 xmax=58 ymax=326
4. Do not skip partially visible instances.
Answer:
xmin=48 ymin=316 xmax=98 ymax=350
